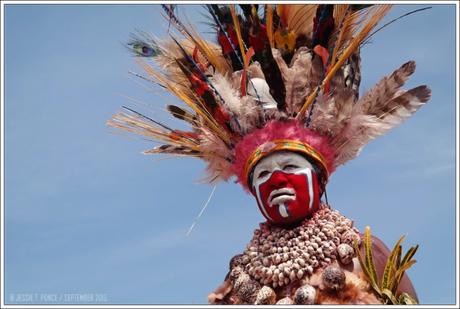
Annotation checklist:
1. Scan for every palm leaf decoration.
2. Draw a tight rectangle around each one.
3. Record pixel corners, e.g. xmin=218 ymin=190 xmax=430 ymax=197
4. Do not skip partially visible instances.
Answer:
xmin=353 ymin=226 xmax=419 ymax=305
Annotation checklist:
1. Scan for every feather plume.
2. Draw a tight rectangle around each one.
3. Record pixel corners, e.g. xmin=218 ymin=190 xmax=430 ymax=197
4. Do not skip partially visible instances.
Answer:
xmin=290 ymin=5 xmax=318 ymax=38
xmin=199 ymin=127 xmax=235 ymax=182
xmin=229 ymin=5 xmax=248 ymax=70
xmin=186 ymin=24 xmax=232 ymax=74
xmin=311 ymin=5 xmax=335 ymax=48
xmin=212 ymin=73 xmax=260 ymax=133
xmin=207 ymin=5 xmax=245 ymax=72
xmin=330 ymin=6 xmax=369 ymax=64
xmin=162 ymin=5 xmax=231 ymax=74
xmin=272 ymin=47 xmax=322 ymax=114
xmin=297 ymin=5 xmax=392 ymax=119
xmin=149 ymin=39 xmax=213 ymax=104
xmin=274 ymin=4 xmax=318 ymax=38
xmin=137 ymin=58 xmax=231 ymax=144
xmin=356 ymin=61 xmax=416 ymax=116
xmin=309 ymin=90 xmax=356 ymax=138
xmin=332 ymin=84 xmax=431 ymax=167
xmin=324 ymin=5 xmax=391 ymax=86
xmin=107 ymin=111 xmax=198 ymax=150
xmin=265 ymin=5 xmax=274 ymax=49
xmin=329 ymin=5 xmax=351 ymax=65
xmin=110 ymin=4 xmax=431 ymax=187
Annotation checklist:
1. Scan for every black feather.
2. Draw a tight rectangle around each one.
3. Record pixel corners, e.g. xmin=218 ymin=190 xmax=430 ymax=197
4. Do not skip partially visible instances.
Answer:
xmin=166 ymin=105 xmax=198 ymax=125
xmin=311 ymin=4 xmax=335 ymax=48
xmin=255 ymin=49 xmax=286 ymax=111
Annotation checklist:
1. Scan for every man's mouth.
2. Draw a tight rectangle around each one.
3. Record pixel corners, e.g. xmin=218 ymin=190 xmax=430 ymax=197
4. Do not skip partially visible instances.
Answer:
xmin=269 ymin=188 xmax=296 ymax=206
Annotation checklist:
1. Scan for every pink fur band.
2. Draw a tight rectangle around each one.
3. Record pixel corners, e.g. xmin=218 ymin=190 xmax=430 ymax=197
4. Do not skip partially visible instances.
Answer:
xmin=232 ymin=120 xmax=336 ymax=191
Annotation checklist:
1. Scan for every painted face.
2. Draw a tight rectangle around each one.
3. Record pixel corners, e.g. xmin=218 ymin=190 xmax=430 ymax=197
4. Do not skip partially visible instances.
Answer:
xmin=251 ymin=151 xmax=320 ymax=226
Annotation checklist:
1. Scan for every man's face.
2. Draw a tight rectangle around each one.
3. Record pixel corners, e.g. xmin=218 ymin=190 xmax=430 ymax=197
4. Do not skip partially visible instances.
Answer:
xmin=251 ymin=151 xmax=320 ymax=226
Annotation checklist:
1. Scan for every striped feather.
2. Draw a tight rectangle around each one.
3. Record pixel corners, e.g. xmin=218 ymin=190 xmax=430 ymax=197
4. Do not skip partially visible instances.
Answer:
xmin=144 ymin=144 xmax=200 ymax=155
xmin=297 ymin=5 xmax=392 ymax=119
xmin=166 ymin=104 xmax=198 ymax=125
xmin=356 ymin=61 xmax=417 ymax=116
xmin=332 ymin=83 xmax=431 ymax=167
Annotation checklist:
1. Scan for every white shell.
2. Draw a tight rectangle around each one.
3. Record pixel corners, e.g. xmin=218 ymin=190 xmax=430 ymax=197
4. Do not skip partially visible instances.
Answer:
xmin=276 ymin=297 xmax=294 ymax=304
xmin=337 ymin=243 xmax=354 ymax=265
xmin=254 ymin=286 xmax=276 ymax=305
xmin=294 ymin=284 xmax=316 ymax=305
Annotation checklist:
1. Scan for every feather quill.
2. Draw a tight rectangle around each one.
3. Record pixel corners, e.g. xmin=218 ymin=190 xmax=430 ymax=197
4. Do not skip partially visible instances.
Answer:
xmin=230 ymin=5 xmax=248 ymax=70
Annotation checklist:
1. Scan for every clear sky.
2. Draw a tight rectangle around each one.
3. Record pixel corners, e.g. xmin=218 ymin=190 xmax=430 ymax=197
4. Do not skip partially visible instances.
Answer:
xmin=3 ymin=2 xmax=457 ymax=305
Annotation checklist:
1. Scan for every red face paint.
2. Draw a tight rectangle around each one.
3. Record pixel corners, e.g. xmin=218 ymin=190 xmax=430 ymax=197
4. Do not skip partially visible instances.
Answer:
xmin=253 ymin=168 xmax=320 ymax=226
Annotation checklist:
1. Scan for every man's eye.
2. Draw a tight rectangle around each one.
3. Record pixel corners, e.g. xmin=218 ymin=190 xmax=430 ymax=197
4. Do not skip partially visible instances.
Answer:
xmin=258 ymin=171 xmax=269 ymax=179
xmin=283 ymin=164 xmax=299 ymax=171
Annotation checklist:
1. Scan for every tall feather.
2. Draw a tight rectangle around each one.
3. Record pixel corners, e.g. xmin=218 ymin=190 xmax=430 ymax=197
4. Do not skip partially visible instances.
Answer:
xmin=207 ymin=4 xmax=245 ymax=71
xmin=308 ymin=91 xmax=356 ymax=138
xmin=329 ymin=5 xmax=351 ymax=67
xmin=107 ymin=110 xmax=199 ymax=150
xmin=289 ymin=5 xmax=319 ymax=38
xmin=265 ymin=5 xmax=274 ymax=49
xmin=162 ymin=4 xmax=230 ymax=74
xmin=311 ymin=5 xmax=335 ymax=48
xmin=297 ymin=5 xmax=392 ymax=119
xmin=229 ymin=5 xmax=249 ymax=70
xmin=331 ymin=61 xmax=431 ymax=167
xmin=332 ymin=86 xmax=430 ymax=167
xmin=356 ymin=61 xmax=416 ymax=115
xmin=330 ymin=6 xmax=370 ymax=64
xmin=137 ymin=58 xmax=231 ymax=144
xmin=271 ymin=47 xmax=320 ymax=114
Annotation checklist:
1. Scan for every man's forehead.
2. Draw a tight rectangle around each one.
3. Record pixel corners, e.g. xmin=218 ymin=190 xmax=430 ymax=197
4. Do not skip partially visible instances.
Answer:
xmin=257 ymin=151 xmax=310 ymax=167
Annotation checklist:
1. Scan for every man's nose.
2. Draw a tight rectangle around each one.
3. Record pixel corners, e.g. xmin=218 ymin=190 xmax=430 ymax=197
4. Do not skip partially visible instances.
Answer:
xmin=269 ymin=170 xmax=289 ymax=188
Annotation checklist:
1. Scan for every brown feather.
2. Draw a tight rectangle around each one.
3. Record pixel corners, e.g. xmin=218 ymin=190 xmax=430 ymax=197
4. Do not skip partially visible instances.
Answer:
xmin=166 ymin=104 xmax=198 ymax=125
xmin=144 ymin=144 xmax=201 ymax=155
xmin=265 ymin=5 xmax=274 ymax=49
xmin=331 ymin=84 xmax=431 ymax=167
xmin=357 ymin=61 xmax=416 ymax=116
xmin=272 ymin=47 xmax=322 ymax=114
xmin=230 ymin=5 xmax=248 ymax=70
xmin=297 ymin=5 xmax=392 ymax=119
xmin=287 ymin=5 xmax=318 ymax=37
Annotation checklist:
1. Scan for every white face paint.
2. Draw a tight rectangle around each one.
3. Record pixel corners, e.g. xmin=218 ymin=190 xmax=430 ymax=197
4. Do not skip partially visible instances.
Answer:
xmin=251 ymin=151 xmax=318 ymax=224
xmin=252 ymin=151 xmax=314 ymax=184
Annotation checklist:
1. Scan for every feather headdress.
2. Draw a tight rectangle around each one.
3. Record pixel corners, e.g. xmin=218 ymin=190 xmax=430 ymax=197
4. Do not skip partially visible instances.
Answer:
xmin=108 ymin=4 xmax=431 ymax=191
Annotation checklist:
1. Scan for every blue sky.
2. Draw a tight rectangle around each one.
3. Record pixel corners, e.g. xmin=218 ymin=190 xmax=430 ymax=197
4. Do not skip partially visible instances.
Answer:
xmin=3 ymin=3 xmax=457 ymax=305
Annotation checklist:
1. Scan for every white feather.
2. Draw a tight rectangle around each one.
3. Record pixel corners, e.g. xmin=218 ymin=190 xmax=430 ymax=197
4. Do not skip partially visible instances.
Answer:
xmin=211 ymin=73 xmax=260 ymax=133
